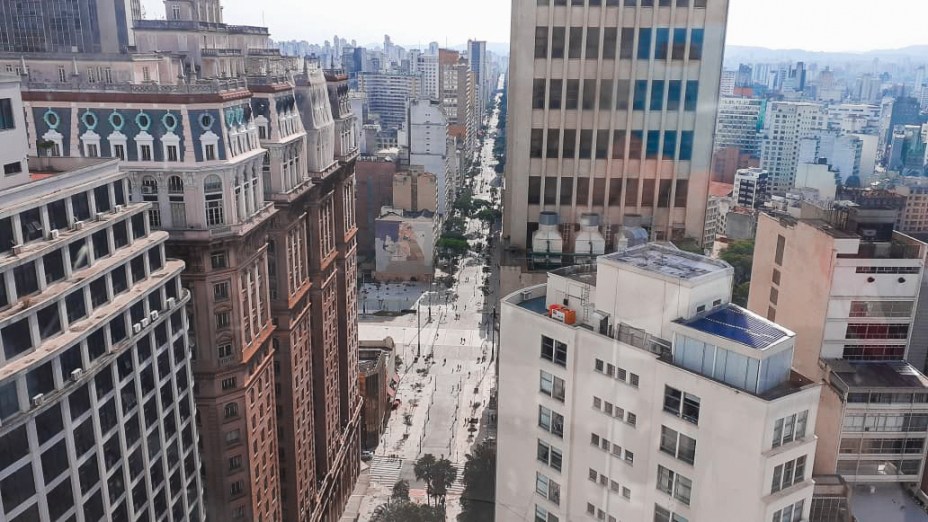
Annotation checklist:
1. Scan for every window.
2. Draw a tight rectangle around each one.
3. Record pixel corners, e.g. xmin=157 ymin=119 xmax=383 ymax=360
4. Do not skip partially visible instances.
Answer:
xmin=568 ymin=27 xmax=583 ymax=59
xmin=114 ymin=144 xmax=125 ymax=161
xmin=772 ymin=411 xmax=808 ymax=448
xmin=538 ymin=406 xmax=564 ymax=437
xmin=684 ymin=81 xmax=699 ymax=111
xmin=772 ymin=499 xmax=804 ymax=522
xmin=166 ymin=145 xmax=178 ymax=162
xmin=535 ymin=472 xmax=561 ymax=505
xmin=535 ymin=27 xmax=549 ymax=59
xmin=216 ymin=312 xmax=230 ymax=329
xmin=849 ymin=301 xmax=914 ymax=318
xmin=689 ymin=29 xmax=704 ymax=60
xmin=664 ymin=386 xmax=700 ymax=424
xmin=205 ymin=175 xmax=225 ymax=226
xmin=535 ymin=505 xmax=559 ymax=522
xmin=585 ymin=27 xmax=600 ymax=59
xmin=660 ymin=426 xmax=696 ymax=464
xmin=205 ymin=144 xmax=216 ymax=161
xmin=654 ymin=505 xmax=689 ymax=522
xmin=539 ymin=371 xmax=566 ymax=402
xmin=541 ymin=336 xmax=567 ymax=366
xmin=224 ymin=402 xmax=239 ymax=418
xmin=533 ymin=79 xmax=546 ymax=109
xmin=775 ymin=235 xmax=786 ymax=265
xmin=549 ymin=79 xmax=563 ymax=109
xmin=537 ymin=440 xmax=563 ymax=471
xmin=221 ymin=377 xmax=237 ymax=391
xmin=3 ymin=161 xmax=21 ymax=175
xmin=771 ymin=455 xmax=807 ymax=493
xmin=638 ymin=28 xmax=653 ymax=60
xmin=0 ymin=98 xmax=14 ymax=130
xmin=230 ymin=480 xmax=243 ymax=496
xmin=214 ymin=281 xmax=230 ymax=301
xmin=140 ymin=144 xmax=152 ymax=161
xmin=619 ymin=28 xmax=634 ymax=59
xmin=846 ymin=323 xmax=909 ymax=340
xmin=530 ymin=129 xmax=544 ymax=158
xmin=656 ymin=465 xmax=692 ymax=505
xmin=603 ymin=28 xmax=617 ymax=59
xmin=551 ymin=27 xmax=566 ymax=59
xmin=211 ymin=251 xmax=228 ymax=269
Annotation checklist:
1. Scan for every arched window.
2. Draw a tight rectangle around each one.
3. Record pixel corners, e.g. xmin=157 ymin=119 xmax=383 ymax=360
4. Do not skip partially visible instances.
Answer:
xmin=204 ymin=175 xmax=224 ymax=226
xmin=168 ymin=175 xmax=184 ymax=194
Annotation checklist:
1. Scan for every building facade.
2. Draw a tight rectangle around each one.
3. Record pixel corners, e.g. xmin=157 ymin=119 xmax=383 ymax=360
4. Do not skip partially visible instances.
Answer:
xmin=714 ymin=96 xmax=764 ymax=157
xmin=497 ymin=244 xmax=821 ymax=522
xmin=0 ymin=79 xmax=205 ymax=520
xmin=733 ymin=167 xmax=768 ymax=209
xmin=503 ymin=0 xmax=730 ymax=255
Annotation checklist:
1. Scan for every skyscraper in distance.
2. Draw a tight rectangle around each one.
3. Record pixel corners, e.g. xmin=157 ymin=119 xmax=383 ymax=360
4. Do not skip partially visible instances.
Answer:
xmin=502 ymin=0 xmax=730 ymax=281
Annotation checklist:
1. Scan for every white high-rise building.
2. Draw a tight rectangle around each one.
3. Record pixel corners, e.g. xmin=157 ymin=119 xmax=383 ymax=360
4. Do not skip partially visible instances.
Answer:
xmin=720 ymin=69 xmax=736 ymax=96
xmin=497 ymin=243 xmax=821 ymax=522
xmin=416 ymin=53 xmax=440 ymax=101
xmin=402 ymin=98 xmax=453 ymax=217
xmin=759 ymin=101 xmax=827 ymax=194
xmin=714 ymin=97 xmax=764 ymax=157
xmin=0 ymin=76 xmax=205 ymax=522
xmin=503 ymin=0 xmax=730 ymax=255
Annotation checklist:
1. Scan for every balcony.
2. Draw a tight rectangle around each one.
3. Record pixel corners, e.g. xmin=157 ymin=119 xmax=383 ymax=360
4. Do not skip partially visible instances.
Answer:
xmin=201 ymin=48 xmax=243 ymax=57
xmin=168 ymin=203 xmax=277 ymax=241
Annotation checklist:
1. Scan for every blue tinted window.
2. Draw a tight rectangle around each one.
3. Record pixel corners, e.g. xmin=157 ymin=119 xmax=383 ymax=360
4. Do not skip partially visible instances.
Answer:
xmin=672 ymin=28 xmax=688 ymax=60
xmin=667 ymin=80 xmax=682 ymax=111
xmin=633 ymin=81 xmax=648 ymax=110
xmin=650 ymin=80 xmax=665 ymax=111
xmin=680 ymin=131 xmax=694 ymax=161
xmin=663 ymin=131 xmax=678 ymax=159
xmin=638 ymin=28 xmax=653 ymax=60
xmin=646 ymin=131 xmax=661 ymax=159
xmin=685 ymin=81 xmax=699 ymax=111
xmin=689 ymin=29 xmax=704 ymax=60
xmin=655 ymin=28 xmax=670 ymax=59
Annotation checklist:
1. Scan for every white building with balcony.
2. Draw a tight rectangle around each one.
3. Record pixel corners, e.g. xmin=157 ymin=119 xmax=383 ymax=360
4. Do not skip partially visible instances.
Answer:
xmin=497 ymin=244 xmax=822 ymax=522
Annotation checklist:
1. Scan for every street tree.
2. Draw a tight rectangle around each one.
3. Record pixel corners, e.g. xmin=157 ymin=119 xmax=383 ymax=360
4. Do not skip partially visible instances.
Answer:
xmin=413 ymin=454 xmax=437 ymax=505
xmin=391 ymin=480 xmax=410 ymax=502
xmin=370 ymin=501 xmax=444 ymax=522
xmin=458 ymin=440 xmax=496 ymax=522
xmin=430 ymin=458 xmax=458 ymax=506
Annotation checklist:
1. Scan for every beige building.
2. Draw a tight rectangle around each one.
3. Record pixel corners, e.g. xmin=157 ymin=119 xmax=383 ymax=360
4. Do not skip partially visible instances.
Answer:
xmin=748 ymin=195 xmax=928 ymax=508
xmin=503 ymin=0 xmax=730 ymax=268
xmin=392 ymin=167 xmax=437 ymax=213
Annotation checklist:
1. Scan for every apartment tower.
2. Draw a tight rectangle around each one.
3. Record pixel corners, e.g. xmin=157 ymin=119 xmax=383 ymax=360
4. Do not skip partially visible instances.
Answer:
xmin=503 ymin=0 xmax=729 ymax=265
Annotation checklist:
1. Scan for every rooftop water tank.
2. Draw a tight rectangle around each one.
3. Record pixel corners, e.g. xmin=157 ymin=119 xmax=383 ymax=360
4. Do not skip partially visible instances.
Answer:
xmin=574 ymin=213 xmax=606 ymax=259
xmin=533 ymin=211 xmax=563 ymax=265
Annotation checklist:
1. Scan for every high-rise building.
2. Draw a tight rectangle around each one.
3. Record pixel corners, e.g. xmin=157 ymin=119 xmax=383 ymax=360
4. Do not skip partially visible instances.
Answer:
xmin=719 ymin=69 xmax=736 ymax=96
xmin=468 ymin=39 xmax=489 ymax=123
xmin=759 ymin=101 xmax=827 ymax=194
xmin=0 ymin=0 xmax=139 ymax=54
xmin=503 ymin=0 xmax=730 ymax=267
xmin=714 ymin=97 xmax=764 ymax=157
xmin=402 ymin=98 xmax=455 ymax=217
xmin=733 ymin=167 xmax=768 ymax=209
xmin=357 ymin=72 xmax=420 ymax=142
xmin=748 ymin=194 xmax=928 ymax=496
xmin=496 ymin=243 xmax=821 ymax=522
xmin=0 ymin=75 xmax=205 ymax=522
xmin=5 ymin=1 xmax=363 ymax=518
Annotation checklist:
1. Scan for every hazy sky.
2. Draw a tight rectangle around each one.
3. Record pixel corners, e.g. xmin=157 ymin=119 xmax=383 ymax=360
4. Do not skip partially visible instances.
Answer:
xmin=142 ymin=0 xmax=928 ymax=52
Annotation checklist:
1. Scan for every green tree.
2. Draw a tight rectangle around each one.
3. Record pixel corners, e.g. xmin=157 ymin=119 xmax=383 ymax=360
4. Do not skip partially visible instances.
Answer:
xmin=370 ymin=501 xmax=444 ymax=522
xmin=413 ymin=454 xmax=437 ymax=505
xmin=458 ymin=441 xmax=496 ymax=522
xmin=720 ymin=240 xmax=755 ymax=306
xmin=391 ymin=480 xmax=410 ymax=502
xmin=430 ymin=458 xmax=458 ymax=506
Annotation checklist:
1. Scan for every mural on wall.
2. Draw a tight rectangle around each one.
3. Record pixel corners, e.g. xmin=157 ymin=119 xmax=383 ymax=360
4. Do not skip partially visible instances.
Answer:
xmin=374 ymin=216 xmax=434 ymax=280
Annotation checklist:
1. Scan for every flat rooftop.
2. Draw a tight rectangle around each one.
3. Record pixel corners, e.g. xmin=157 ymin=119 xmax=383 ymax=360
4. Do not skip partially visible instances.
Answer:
xmin=602 ymin=244 xmax=730 ymax=280
xmin=518 ymin=296 xmax=549 ymax=315
xmin=850 ymin=483 xmax=928 ymax=522
xmin=679 ymin=305 xmax=791 ymax=349
xmin=827 ymin=360 xmax=928 ymax=390
xmin=550 ymin=264 xmax=597 ymax=286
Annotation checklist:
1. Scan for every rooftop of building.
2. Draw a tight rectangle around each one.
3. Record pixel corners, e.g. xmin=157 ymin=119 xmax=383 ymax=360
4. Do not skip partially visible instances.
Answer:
xmin=827 ymin=360 xmax=928 ymax=391
xmin=601 ymin=243 xmax=731 ymax=281
xmin=708 ymin=181 xmax=734 ymax=197
xmin=549 ymin=264 xmax=597 ymax=286
xmin=676 ymin=305 xmax=792 ymax=350
xmin=850 ymin=483 xmax=928 ymax=522
xmin=0 ymin=156 xmax=117 ymax=202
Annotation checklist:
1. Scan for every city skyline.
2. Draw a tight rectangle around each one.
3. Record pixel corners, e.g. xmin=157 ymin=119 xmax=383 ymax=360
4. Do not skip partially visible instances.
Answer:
xmin=139 ymin=0 xmax=928 ymax=53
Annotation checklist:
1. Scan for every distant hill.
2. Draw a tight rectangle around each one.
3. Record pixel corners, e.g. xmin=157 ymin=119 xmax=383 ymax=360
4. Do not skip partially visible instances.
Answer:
xmin=724 ymin=44 xmax=928 ymax=65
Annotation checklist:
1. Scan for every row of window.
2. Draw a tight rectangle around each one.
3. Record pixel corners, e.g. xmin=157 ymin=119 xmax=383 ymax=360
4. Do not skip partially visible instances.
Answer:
xmin=592 ymin=396 xmax=637 ymax=427
xmin=527 ymin=177 xmax=689 ymax=209
xmin=654 ymin=505 xmax=688 ymax=522
xmin=843 ymin=413 xmax=928 ymax=433
xmin=529 ymin=129 xmax=696 ymax=161
xmin=771 ymin=455 xmax=806 ymax=493
xmin=593 ymin=358 xmax=640 ymax=386
xmin=534 ymin=27 xmax=704 ymax=62
xmin=532 ymin=79 xmax=699 ymax=112
xmin=842 ymin=344 xmax=906 ymax=361
xmin=846 ymin=391 xmax=928 ymax=405
xmin=835 ymin=458 xmax=922 ymax=476
xmin=845 ymin=323 xmax=909 ymax=340
xmin=772 ymin=500 xmax=804 ymax=522
xmin=588 ymin=467 xmax=633 ymax=499
xmin=585 ymin=500 xmax=618 ymax=522
xmin=1 ymin=239 xmax=165 ymax=363
xmin=772 ymin=410 xmax=809 ymax=449
xmin=854 ymin=266 xmax=920 ymax=274
xmin=839 ymin=437 xmax=925 ymax=455
xmin=591 ymin=431 xmax=635 ymax=464
xmin=848 ymin=300 xmax=914 ymax=318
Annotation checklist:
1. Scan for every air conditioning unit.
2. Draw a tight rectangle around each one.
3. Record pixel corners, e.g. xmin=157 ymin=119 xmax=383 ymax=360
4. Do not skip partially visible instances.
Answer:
xmin=11 ymin=243 xmax=23 ymax=255
xmin=114 ymin=204 xmax=124 ymax=213
xmin=142 ymin=186 xmax=155 ymax=194
xmin=31 ymin=394 xmax=45 ymax=407
xmin=132 ymin=323 xmax=142 ymax=334
xmin=95 ymin=212 xmax=106 ymax=221
xmin=48 ymin=229 xmax=60 ymax=240
xmin=140 ymin=317 xmax=150 ymax=328
xmin=520 ymin=290 xmax=533 ymax=301
xmin=166 ymin=297 xmax=176 ymax=309
xmin=72 ymin=220 xmax=84 ymax=231
xmin=150 ymin=311 xmax=159 ymax=322
xmin=70 ymin=368 xmax=83 ymax=381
